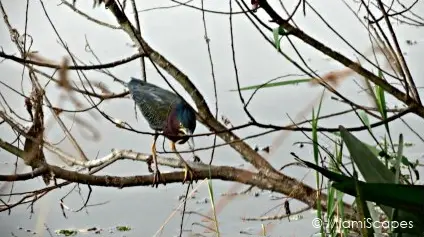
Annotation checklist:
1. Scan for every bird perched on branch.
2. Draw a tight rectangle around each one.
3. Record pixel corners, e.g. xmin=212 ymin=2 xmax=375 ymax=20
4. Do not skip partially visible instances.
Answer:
xmin=116 ymin=77 xmax=197 ymax=187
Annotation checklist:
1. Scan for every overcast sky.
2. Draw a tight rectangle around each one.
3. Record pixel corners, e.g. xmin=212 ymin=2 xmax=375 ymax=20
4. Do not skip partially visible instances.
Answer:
xmin=1 ymin=0 xmax=424 ymax=236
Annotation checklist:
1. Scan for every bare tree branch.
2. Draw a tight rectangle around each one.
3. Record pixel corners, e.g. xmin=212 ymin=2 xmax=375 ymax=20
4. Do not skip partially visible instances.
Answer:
xmin=0 ymin=51 xmax=144 ymax=70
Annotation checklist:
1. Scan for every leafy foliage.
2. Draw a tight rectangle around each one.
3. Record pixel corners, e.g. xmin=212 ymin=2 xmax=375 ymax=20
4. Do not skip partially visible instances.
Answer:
xmin=299 ymin=126 xmax=424 ymax=236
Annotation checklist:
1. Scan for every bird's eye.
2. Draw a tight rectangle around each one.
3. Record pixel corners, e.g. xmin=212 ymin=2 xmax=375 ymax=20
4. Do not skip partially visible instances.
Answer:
xmin=178 ymin=123 xmax=186 ymax=136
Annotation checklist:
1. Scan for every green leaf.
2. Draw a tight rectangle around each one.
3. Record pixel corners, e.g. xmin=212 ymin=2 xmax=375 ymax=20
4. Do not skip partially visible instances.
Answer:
xmin=296 ymin=157 xmax=424 ymax=213
xmin=340 ymin=125 xmax=395 ymax=218
xmin=332 ymin=182 xmax=424 ymax=216
xmin=338 ymin=132 xmax=416 ymax=175
xmin=365 ymin=143 xmax=416 ymax=171
xmin=296 ymin=157 xmax=424 ymax=234
xmin=230 ymin=78 xmax=313 ymax=91
xmin=339 ymin=126 xmax=424 ymax=234
xmin=359 ymin=111 xmax=371 ymax=130
xmin=339 ymin=126 xmax=394 ymax=183
xmin=272 ymin=26 xmax=285 ymax=50
xmin=374 ymin=74 xmax=391 ymax=138
xmin=375 ymin=85 xmax=386 ymax=119
xmin=295 ymin=157 xmax=352 ymax=183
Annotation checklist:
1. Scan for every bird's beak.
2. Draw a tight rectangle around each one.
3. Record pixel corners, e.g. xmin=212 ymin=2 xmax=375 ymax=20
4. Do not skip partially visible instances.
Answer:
xmin=180 ymin=128 xmax=195 ymax=150
xmin=179 ymin=128 xmax=196 ymax=159
xmin=188 ymin=134 xmax=195 ymax=151
xmin=179 ymin=127 xmax=189 ymax=136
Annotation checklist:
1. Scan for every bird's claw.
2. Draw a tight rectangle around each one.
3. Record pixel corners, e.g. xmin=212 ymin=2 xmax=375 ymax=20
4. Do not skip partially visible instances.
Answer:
xmin=193 ymin=155 xmax=201 ymax=163
xmin=182 ymin=164 xmax=197 ymax=184
xmin=152 ymin=170 xmax=166 ymax=188
xmin=146 ymin=155 xmax=154 ymax=173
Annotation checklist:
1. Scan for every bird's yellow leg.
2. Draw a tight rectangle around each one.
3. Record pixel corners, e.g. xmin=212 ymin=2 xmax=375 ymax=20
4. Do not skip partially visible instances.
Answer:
xmin=171 ymin=141 xmax=195 ymax=184
xmin=151 ymin=134 xmax=165 ymax=187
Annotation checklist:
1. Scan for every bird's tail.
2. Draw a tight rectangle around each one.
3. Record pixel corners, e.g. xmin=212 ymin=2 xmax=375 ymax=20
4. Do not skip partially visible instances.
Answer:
xmin=114 ymin=77 xmax=149 ymax=88
xmin=114 ymin=77 xmax=128 ymax=87
xmin=129 ymin=77 xmax=149 ymax=85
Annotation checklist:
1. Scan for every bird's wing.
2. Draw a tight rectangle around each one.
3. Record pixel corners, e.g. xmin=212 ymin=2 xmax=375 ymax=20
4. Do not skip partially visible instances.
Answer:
xmin=127 ymin=79 xmax=181 ymax=130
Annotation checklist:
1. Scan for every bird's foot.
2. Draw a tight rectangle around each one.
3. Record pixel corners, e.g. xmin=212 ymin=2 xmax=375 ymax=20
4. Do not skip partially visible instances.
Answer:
xmin=182 ymin=164 xmax=197 ymax=185
xmin=148 ymin=155 xmax=166 ymax=188
xmin=146 ymin=155 xmax=154 ymax=173
xmin=152 ymin=169 xmax=166 ymax=188
xmin=193 ymin=155 xmax=202 ymax=163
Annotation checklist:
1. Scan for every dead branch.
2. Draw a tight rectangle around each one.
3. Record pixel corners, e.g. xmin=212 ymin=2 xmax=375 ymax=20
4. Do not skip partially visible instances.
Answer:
xmin=0 ymin=51 xmax=143 ymax=70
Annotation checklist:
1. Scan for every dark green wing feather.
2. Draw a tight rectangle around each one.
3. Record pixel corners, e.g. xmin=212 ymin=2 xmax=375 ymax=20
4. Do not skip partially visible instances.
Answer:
xmin=127 ymin=78 xmax=182 ymax=131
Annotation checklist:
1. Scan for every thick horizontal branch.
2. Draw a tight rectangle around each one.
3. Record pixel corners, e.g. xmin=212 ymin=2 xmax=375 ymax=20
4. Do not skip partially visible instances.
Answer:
xmin=1 ymin=160 xmax=357 ymax=221
xmin=0 ymin=166 xmax=48 ymax=181
xmin=47 ymin=165 xmax=255 ymax=187
xmin=0 ymin=162 xmax=357 ymax=220
xmin=0 ymin=124 xmax=356 ymax=221
xmin=0 ymin=51 xmax=143 ymax=70
xmin=61 ymin=148 xmax=209 ymax=170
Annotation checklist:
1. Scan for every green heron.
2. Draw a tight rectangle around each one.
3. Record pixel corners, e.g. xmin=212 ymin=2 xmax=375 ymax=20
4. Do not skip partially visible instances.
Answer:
xmin=117 ymin=78 xmax=197 ymax=187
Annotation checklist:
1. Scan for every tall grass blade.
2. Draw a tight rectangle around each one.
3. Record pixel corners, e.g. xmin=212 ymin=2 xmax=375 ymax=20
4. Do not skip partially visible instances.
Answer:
xmin=366 ymin=201 xmax=382 ymax=235
xmin=352 ymin=170 xmax=373 ymax=237
xmin=230 ymin=78 xmax=313 ymax=91
xmin=359 ymin=111 xmax=371 ymax=131
xmin=207 ymin=178 xmax=220 ymax=236
xmin=312 ymin=92 xmax=325 ymax=237
xmin=375 ymin=71 xmax=394 ymax=152
xmin=272 ymin=26 xmax=285 ymax=50
xmin=273 ymin=27 xmax=281 ymax=50
xmin=391 ymin=133 xmax=404 ymax=232
xmin=394 ymin=134 xmax=404 ymax=184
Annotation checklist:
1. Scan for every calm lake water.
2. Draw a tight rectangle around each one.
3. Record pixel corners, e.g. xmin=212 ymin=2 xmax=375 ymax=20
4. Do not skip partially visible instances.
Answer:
xmin=1 ymin=0 xmax=423 ymax=236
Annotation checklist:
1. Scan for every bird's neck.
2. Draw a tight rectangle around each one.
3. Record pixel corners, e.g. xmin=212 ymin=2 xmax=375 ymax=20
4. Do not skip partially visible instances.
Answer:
xmin=163 ymin=103 xmax=192 ymax=144
xmin=162 ymin=107 xmax=180 ymax=141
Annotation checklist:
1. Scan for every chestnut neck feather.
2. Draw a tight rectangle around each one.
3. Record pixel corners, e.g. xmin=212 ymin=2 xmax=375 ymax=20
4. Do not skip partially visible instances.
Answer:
xmin=163 ymin=106 xmax=187 ymax=143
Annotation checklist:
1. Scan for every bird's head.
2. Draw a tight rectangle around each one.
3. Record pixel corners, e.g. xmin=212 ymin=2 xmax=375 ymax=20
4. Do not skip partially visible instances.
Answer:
xmin=175 ymin=102 xmax=196 ymax=146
